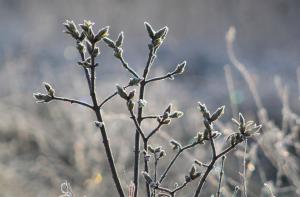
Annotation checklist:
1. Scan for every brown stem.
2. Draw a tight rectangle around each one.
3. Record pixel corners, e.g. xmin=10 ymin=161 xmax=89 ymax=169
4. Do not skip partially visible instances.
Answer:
xmin=52 ymin=96 xmax=93 ymax=109
xmin=194 ymin=144 xmax=237 ymax=197
xmin=89 ymin=43 xmax=125 ymax=197
xmin=159 ymin=141 xmax=201 ymax=184
xmin=134 ymin=46 xmax=157 ymax=197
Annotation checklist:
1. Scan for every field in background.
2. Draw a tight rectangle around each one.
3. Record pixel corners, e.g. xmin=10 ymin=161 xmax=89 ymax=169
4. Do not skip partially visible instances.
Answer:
xmin=0 ymin=0 xmax=300 ymax=196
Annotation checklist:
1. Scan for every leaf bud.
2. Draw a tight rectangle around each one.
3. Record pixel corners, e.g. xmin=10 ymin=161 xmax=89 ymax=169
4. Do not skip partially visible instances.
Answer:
xmin=116 ymin=85 xmax=128 ymax=100
xmin=115 ymin=32 xmax=124 ymax=47
xmin=43 ymin=82 xmax=55 ymax=97
xmin=210 ymin=106 xmax=225 ymax=122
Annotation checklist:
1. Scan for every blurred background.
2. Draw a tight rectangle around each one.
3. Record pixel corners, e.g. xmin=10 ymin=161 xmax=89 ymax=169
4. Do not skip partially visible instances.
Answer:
xmin=0 ymin=0 xmax=299 ymax=196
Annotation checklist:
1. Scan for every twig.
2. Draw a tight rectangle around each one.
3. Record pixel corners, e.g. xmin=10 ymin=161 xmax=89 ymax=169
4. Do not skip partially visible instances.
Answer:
xmin=52 ymin=96 xmax=93 ymax=109
xmin=133 ymin=46 xmax=156 ymax=197
xmin=119 ymin=55 xmax=140 ymax=79
xmin=89 ymin=42 xmax=125 ymax=197
xmin=145 ymin=70 xmax=176 ymax=84
xmin=194 ymin=143 xmax=237 ymax=197
xmin=159 ymin=141 xmax=201 ymax=184
xmin=128 ymin=109 xmax=146 ymax=140
xmin=243 ymin=139 xmax=248 ymax=197
xmin=146 ymin=123 xmax=163 ymax=140
xmin=216 ymin=156 xmax=226 ymax=197
xmin=142 ymin=115 xmax=159 ymax=120
xmin=99 ymin=85 xmax=130 ymax=108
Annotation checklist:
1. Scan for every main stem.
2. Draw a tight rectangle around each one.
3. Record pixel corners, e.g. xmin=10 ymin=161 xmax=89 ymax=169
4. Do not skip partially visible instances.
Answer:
xmin=90 ymin=51 xmax=125 ymax=196
xmin=134 ymin=47 xmax=156 ymax=197
xmin=133 ymin=81 xmax=145 ymax=197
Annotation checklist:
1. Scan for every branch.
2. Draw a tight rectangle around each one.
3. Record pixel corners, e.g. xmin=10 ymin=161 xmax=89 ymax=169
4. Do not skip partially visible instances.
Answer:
xmin=99 ymin=85 xmax=130 ymax=108
xmin=119 ymin=56 xmax=140 ymax=79
xmin=135 ymin=44 xmax=158 ymax=197
xmin=243 ymin=139 xmax=248 ymax=197
xmin=146 ymin=123 xmax=163 ymax=140
xmin=208 ymin=128 xmax=217 ymax=159
xmin=79 ymin=52 xmax=92 ymax=92
xmin=145 ymin=71 xmax=176 ymax=84
xmin=128 ymin=109 xmax=146 ymax=141
xmin=142 ymin=115 xmax=159 ymax=120
xmin=159 ymin=141 xmax=201 ymax=184
xmin=89 ymin=41 xmax=125 ymax=197
xmin=52 ymin=96 xmax=93 ymax=109
xmin=194 ymin=143 xmax=238 ymax=197
xmin=216 ymin=156 xmax=226 ymax=197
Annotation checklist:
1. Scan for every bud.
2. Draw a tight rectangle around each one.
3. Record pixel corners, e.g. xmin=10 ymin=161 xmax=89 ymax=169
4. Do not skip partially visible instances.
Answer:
xmin=164 ymin=104 xmax=172 ymax=114
xmin=154 ymin=146 xmax=162 ymax=153
xmin=116 ymin=85 xmax=128 ymax=100
xmin=203 ymin=119 xmax=212 ymax=131
xmin=152 ymin=38 xmax=162 ymax=48
xmin=43 ymin=82 xmax=55 ymax=97
xmin=80 ymin=20 xmax=95 ymax=42
xmin=185 ymin=175 xmax=191 ymax=182
xmin=211 ymin=131 xmax=222 ymax=138
xmin=92 ymin=47 xmax=100 ymax=57
xmin=189 ymin=165 xmax=196 ymax=177
xmin=162 ymin=118 xmax=171 ymax=125
xmin=33 ymin=93 xmax=52 ymax=103
xmin=144 ymin=22 xmax=155 ymax=39
xmin=203 ymin=129 xmax=209 ymax=140
xmin=142 ymin=171 xmax=153 ymax=185
xmin=210 ymin=106 xmax=225 ymax=122
xmin=103 ymin=37 xmax=116 ymax=48
xmin=191 ymin=172 xmax=201 ymax=180
xmin=114 ymin=47 xmax=123 ymax=59
xmin=95 ymin=121 xmax=104 ymax=128
xmin=194 ymin=132 xmax=204 ymax=143
xmin=127 ymin=89 xmax=136 ymax=100
xmin=158 ymin=150 xmax=165 ymax=159
xmin=174 ymin=61 xmax=186 ymax=74
xmin=63 ymin=20 xmax=80 ymax=40
xmin=94 ymin=26 xmax=109 ymax=42
xmin=169 ymin=111 xmax=184 ymax=119
xmin=239 ymin=113 xmax=245 ymax=127
xmin=127 ymin=100 xmax=135 ymax=111
xmin=245 ymin=124 xmax=262 ymax=136
xmin=128 ymin=78 xmax=142 ymax=86
xmin=138 ymin=99 xmax=147 ymax=108
xmin=170 ymin=140 xmax=182 ymax=150
xmin=115 ymin=32 xmax=124 ymax=47
xmin=76 ymin=41 xmax=86 ymax=55
xmin=148 ymin=145 xmax=155 ymax=153
xmin=154 ymin=26 xmax=168 ymax=40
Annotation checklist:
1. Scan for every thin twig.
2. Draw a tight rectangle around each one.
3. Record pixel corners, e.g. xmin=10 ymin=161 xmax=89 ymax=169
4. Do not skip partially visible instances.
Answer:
xmin=142 ymin=115 xmax=159 ymax=120
xmin=145 ymin=70 xmax=176 ymax=84
xmin=119 ymin=56 xmax=140 ymax=79
xmin=99 ymin=85 xmax=130 ymax=108
xmin=52 ymin=96 xmax=93 ymax=109
xmin=159 ymin=141 xmax=201 ymax=184
xmin=194 ymin=143 xmax=238 ymax=197
xmin=128 ymin=109 xmax=146 ymax=140
xmin=216 ymin=156 xmax=226 ymax=197
xmin=146 ymin=123 xmax=163 ymax=140
xmin=243 ymin=139 xmax=248 ymax=197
